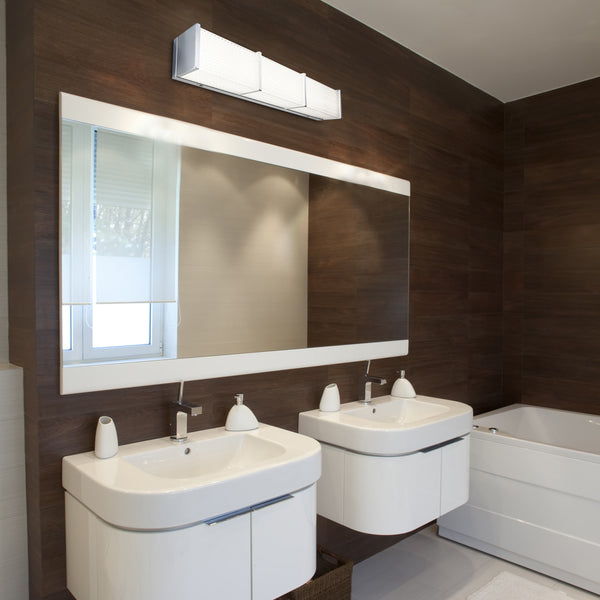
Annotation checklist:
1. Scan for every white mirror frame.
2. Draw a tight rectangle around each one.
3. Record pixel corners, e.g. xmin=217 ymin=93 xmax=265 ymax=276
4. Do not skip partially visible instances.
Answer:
xmin=59 ymin=92 xmax=410 ymax=394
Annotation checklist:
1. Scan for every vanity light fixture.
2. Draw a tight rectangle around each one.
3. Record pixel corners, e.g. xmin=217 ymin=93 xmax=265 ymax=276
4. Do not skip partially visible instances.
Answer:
xmin=172 ymin=24 xmax=342 ymax=121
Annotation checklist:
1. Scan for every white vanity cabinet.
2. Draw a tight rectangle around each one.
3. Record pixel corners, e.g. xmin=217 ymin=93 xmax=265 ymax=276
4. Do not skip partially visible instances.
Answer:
xmin=440 ymin=432 xmax=470 ymax=514
xmin=65 ymin=484 xmax=316 ymax=600
xmin=62 ymin=423 xmax=321 ymax=600
xmin=316 ymin=435 xmax=470 ymax=535
xmin=252 ymin=486 xmax=316 ymax=600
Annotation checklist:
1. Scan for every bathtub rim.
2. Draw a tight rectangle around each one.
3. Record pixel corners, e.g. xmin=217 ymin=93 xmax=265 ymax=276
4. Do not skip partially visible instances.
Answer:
xmin=472 ymin=403 xmax=600 ymax=464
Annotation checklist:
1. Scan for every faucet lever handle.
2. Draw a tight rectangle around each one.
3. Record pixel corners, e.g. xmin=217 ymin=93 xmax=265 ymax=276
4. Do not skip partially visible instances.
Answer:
xmin=170 ymin=400 xmax=203 ymax=416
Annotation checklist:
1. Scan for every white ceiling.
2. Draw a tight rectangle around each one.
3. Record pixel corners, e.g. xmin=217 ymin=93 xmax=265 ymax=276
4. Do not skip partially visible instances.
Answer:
xmin=322 ymin=0 xmax=600 ymax=102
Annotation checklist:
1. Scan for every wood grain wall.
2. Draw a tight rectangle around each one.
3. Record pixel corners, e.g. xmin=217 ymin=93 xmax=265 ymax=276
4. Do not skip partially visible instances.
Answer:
xmin=504 ymin=78 xmax=600 ymax=415
xmin=307 ymin=177 xmax=410 ymax=346
xmin=7 ymin=0 xmax=504 ymax=598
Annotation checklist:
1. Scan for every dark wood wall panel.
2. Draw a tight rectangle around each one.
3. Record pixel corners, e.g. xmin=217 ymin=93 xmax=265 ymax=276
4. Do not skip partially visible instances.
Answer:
xmin=7 ymin=1 xmax=504 ymax=597
xmin=504 ymin=78 xmax=600 ymax=415
xmin=307 ymin=177 xmax=410 ymax=346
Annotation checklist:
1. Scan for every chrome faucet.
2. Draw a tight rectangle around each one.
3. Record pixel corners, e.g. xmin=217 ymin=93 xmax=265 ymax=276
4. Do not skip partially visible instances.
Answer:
xmin=362 ymin=360 xmax=387 ymax=405
xmin=170 ymin=381 xmax=202 ymax=442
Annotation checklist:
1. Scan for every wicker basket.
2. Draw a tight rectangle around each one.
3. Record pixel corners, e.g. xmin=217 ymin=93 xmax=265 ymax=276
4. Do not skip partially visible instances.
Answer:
xmin=280 ymin=546 xmax=353 ymax=600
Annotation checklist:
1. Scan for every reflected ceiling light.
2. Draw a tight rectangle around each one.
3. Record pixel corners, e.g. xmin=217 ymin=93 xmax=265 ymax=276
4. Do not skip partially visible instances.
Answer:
xmin=172 ymin=24 xmax=342 ymax=121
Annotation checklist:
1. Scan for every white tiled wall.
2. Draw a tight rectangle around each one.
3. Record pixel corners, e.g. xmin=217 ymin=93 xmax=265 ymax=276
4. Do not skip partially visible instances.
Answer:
xmin=0 ymin=365 xmax=27 ymax=599
xmin=0 ymin=1 xmax=28 ymax=598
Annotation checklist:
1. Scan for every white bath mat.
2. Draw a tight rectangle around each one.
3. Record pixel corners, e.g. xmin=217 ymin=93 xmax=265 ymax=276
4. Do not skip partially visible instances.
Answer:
xmin=468 ymin=571 xmax=575 ymax=600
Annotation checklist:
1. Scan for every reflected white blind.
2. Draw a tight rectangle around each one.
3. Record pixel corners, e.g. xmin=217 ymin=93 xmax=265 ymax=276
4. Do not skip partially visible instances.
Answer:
xmin=61 ymin=121 xmax=93 ymax=305
xmin=95 ymin=130 xmax=153 ymax=210
xmin=62 ymin=123 xmax=179 ymax=305
xmin=61 ymin=123 xmax=73 ymax=264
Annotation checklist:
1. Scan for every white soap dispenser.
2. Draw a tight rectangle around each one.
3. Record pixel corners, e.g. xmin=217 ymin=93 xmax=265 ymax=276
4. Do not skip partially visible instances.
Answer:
xmin=319 ymin=383 xmax=341 ymax=412
xmin=225 ymin=393 xmax=259 ymax=431
xmin=94 ymin=416 xmax=118 ymax=459
xmin=391 ymin=370 xmax=416 ymax=398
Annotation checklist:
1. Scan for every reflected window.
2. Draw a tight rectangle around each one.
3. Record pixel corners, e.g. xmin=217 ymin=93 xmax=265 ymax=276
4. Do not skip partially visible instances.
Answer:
xmin=61 ymin=122 xmax=180 ymax=365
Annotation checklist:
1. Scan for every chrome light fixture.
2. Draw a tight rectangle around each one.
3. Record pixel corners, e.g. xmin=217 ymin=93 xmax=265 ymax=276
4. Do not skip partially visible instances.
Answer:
xmin=172 ymin=24 xmax=342 ymax=121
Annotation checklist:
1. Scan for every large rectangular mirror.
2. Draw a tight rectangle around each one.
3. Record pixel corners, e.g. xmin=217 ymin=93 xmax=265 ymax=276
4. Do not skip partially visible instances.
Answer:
xmin=60 ymin=93 xmax=410 ymax=393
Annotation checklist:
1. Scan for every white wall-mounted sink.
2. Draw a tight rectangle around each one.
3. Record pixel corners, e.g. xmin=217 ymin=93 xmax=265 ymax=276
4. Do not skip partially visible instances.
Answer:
xmin=299 ymin=394 xmax=472 ymax=456
xmin=298 ymin=394 xmax=473 ymax=535
xmin=64 ymin=424 xmax=321 ymax=600
xmin=63 ymin=424 xmax=320 ymax=531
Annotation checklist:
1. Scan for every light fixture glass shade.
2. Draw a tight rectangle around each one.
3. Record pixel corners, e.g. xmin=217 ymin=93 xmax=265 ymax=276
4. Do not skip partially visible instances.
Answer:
xmin=244 ymin=56 xmax=306 ymax=109
xmin=172 ymin=24 xmax=342 ymax=121
xmin=173 ymin=24 xmax=260 ymax=95
xmin=294 ymin=77 xmax=342 ymax=120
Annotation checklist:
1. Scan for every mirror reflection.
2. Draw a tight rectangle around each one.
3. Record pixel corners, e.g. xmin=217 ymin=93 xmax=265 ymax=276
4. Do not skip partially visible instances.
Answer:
xmin=59 ymin=93 xmax=410 ymax=393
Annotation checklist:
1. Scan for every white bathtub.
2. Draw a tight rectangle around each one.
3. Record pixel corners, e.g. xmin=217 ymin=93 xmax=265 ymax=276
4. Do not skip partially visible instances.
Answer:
xmin=438 ymin=403 xmax=600 ymax=595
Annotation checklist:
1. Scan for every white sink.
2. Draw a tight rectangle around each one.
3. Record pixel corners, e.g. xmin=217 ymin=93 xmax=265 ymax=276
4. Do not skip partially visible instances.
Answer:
xmin=63 ymin=424 xmax=321 ymax=531
xmin=299 ymin=394 xmax=472 ymax=455
xmin=298 ymin=394 xmax=473 ymax=535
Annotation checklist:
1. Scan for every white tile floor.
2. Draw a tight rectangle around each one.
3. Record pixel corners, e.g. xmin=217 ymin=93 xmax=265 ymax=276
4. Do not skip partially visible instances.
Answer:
xmin=351 ymin=525 xmax=598 ymax=600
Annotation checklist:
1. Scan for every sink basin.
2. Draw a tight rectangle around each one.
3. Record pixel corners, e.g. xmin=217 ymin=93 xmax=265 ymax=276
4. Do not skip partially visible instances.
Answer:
xmin=63 ymin=424 xmax=321 ymax=531
xmin=345 ymin=396 xmax=450 ymax=425
xmin=299 ymin=395 xmax=472 ymax=455
xmin=124 ymin=433 xmax=286 ymax=479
